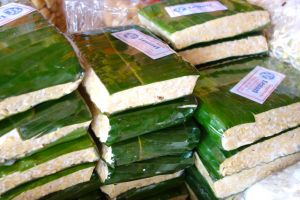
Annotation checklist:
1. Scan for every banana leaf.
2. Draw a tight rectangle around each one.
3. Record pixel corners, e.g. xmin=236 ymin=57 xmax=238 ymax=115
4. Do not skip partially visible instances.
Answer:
xmin=0 ymin=131 xmax=98 ymax=193
xmin=138 ymin=0 xmax=270 ymax=49
xmin=193 ymin=56 xmax=300 ymax=150
xmin=146 ymin=185 xmax=189 ymax=200
xmin=92 ymin=95 xmax=198 ymax=145
xmin=117 ymin=176 xmax=188 ymax=200
xmin=0 ymin=91 xmax=91 ymax=164
xmin=41 ymin=173 xmax=105 ymax=200
xmin=185 ymin=166 xmax=218 ymax=200
xmin=0 ymin=92 xmax=91 ymax=139
xmin=72 ymin=25 xmax=199 ymax=114
xmin=77 ymin=190 xmax=106 ymax=200
xmin=99 ymin=152 xmax=193 ymax=184
xmin=102 ymin=120 xmax=200 ymax=167
xmin=0 ymin=1 xmax=83 ymax=120
xmin=198 ymin=125 xmax=300 ymax=181
xmin=194 ymin=150 xmax=300 ymax=199
xmin=0 ymin=162 xmax=96 ymax=200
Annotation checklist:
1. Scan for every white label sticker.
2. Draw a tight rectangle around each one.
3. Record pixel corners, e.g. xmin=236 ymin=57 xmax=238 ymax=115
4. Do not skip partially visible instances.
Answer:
xmin=112 ymin=29 xmax=175 ymax=59
xmin=230 ymin=66 xmax=285 ymax=104
xmin=165 ymin=1 xmax=227 ymax=17
xmin=0 ymin=3 xmax=35 ymax=27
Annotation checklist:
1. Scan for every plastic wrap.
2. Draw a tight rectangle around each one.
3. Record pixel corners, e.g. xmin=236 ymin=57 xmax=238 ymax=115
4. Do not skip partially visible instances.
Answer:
xmin=64 ymin=0 xmax=105 ymax=33
xmin=64 ymin=0 xmax=159 ymax=33
xmin=247 ymin=0 xmax=300 ymax=70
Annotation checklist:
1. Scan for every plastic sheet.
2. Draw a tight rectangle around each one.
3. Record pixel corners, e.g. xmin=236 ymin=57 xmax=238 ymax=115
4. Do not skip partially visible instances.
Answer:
xmin=247 ymin=0 xmax=300 ymax=70
xmin=63 ymin=0 xmax=159 ymax=33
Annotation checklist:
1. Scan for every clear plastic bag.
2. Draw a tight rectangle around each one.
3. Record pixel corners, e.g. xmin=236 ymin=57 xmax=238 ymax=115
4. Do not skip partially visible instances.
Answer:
xmin=248 ymin=0 xmax=300 ymax=70
xmin=64 ymin=0 xmax=105 ymax=33
xmin=63 ymin=0 xmax=159 ymax=33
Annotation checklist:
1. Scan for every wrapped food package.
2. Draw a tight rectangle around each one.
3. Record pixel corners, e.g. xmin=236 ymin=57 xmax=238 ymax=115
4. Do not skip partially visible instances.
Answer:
xmin=40 ymin=173 xmax=105 ymax=200
xmin=72 ymin=26 xmax=199 ymax=114
xmin=138 ymin=0 xmax=271 ymax=50
xmin=116 ymin=176 xmax=189 ymax=200
xmin=185 ymin=166 xmax=242 ymax=200
xmin=194 ymin=56 xmax=300 ymax=151
xmin=179 ymin=34 xmax=269 ymax=66
xmin=0 ymin=1 xmax=83 ymax=120
xmin=0 ymin=92 xmax=92 ymax=164
xmin=98 ymin=153 xmax=193 ymax=198
xmin=0 ymin=163 xmax=96 ymax=200
xmin=197 ymin=126 xmax=300 ymax=178
xmin=194 ymin=151 xmax=300 ymax=199
xmin=97 ymin=152 xmax=193 ymax=185
xmin=193 ymin=126 xmax=300 ymax=198
xmin=101 ymin=170 xmax=184 ymax=199
xmin=100 ymin=121 xmax=200 ymax=167
xmin=90 ymin=96 xmax=197 ymax=145
xmin=247 ymin=0 xmax=300 ymax=71
xmin=0 ymin=132 xmax=99 ymax=195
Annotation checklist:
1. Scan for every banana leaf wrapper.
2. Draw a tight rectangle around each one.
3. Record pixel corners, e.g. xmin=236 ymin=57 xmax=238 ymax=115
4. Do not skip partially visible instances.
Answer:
xmin=102 ymin=120 xmax=200 ymax=167
xmin=197 ymin=125 xmax=300 ymax=179
xmin=0 ymin=91 xmax=92 ymax=164
xmin=41 ymin=173 xmax=105 ymax=200
xmin=98 ymin=152 xmax=193 ymax=185
xmin=185 ymin=166 xmax=243 ymax=200
xmin=0 ymin=131 xmax=99 ymax=195
xmin=193 ymin=151 xmax=300 ymax=198
xmin=72 ymin=25 xmax=199 ymax=114
xmin=0 ymin=162 xmax=96 ymax=200
xmin=179 ymin=34 xmax=269 ymax=66
xmin=0 ymin=1 xmax=83 ymax=120
xmin=194 ymin=56 xmax=300 ymax=150
xmin=117 ymin=176 xmax=188 ymax=200
xmin=100 ymin=170 xmax=184 ymax=199
xmin=91 ymin=96 xmax=198 ymax=145
xmin=185 ymin=166 xmax=217 ymax=200
xmin=138 ymin=0 xmax=270 ymax=49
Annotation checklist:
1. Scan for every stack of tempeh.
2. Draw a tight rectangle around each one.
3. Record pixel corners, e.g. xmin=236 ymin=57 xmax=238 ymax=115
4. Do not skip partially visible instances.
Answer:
xmin=138 ymin=0 xmax=270 ymax=66
xmin=71 ymin=25 xmax=201 ymax=199
xmin=188 ymin=56 xmax=300 ymax=199
xmin=139 ymin=0 xmax=300 ymax=199
xmin=0 ymin=1 xmax=99 ymax=199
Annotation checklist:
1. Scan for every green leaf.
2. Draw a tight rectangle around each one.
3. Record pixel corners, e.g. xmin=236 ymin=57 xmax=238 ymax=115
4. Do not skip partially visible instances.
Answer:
xmin=107 ymin=120 xmax=200 ymax=166
xmin=103 ymin=152 xmax=193 ymax=184
xmin=193 ymin=56 xmax=300 ymax=147
xmin=0 ymin=163 xmax=96 ymax=200
xmin=0 ymin=11 xmax=82 ymax=101
xmin=71 ymin=25 xmax=198 ymax=95
xmin=117 ymin=176 xmax=186 ymax=200
xmin=105 ymin=96 xmax=198 ymax=145
xmin=0 ymin=131 xmax=95 ymax=179
xmin=185 ymin=166 xmax=218 ymax=200
xmin=0 ymin=92 xmax=91 ymax=140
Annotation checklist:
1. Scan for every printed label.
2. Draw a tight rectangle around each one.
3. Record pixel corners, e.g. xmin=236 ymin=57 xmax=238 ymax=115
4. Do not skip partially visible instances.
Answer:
xmin=0 ymin=3 xmax=35 ymax=27
xmin=230 ymin=66 xmax=285 ymax=104
xmin=112 ymin=29 xmax=175 ymax=59
xmin=165 ymin=1 xmax=227 ymax=17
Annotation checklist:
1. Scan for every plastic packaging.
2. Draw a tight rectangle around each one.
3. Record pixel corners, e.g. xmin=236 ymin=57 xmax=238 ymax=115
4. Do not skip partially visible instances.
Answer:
xmin=247 ymin=0 xmax=300 ymax=70
xmin=64 ymin=0 xmax=105 ymax=33
xmin=63 ymin=0 xmax=159 ymax=33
